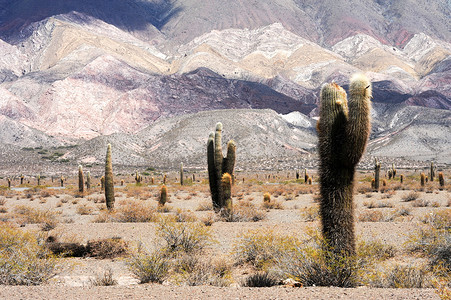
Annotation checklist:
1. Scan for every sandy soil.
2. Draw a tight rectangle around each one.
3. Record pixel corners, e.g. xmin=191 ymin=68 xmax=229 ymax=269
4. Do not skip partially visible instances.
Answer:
xmin=0 ymin=173 xmax=449 ymax=299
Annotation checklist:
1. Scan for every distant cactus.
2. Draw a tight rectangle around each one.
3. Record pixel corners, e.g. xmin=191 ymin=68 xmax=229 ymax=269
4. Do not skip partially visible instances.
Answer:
xmin=86 ymin=171 xmax=91 ymax=190
xmin=207 ymin=123 xmax=236 ymax=212
xmin=163 ymin=174 xmax=166 ymax=185
xmin=371 ymin=178 xmax=375 ymax=189
xmin=192 ymin=174 xmax=196 ymax=182
xmin=120 ymin=179 xmax=124 ymax=186
xmin=304 ymin=168 xmax=308 ymax=184
xmin=263 ymin=192 xmax=271 ymax=203
xmin=374 ymin=159 xmax=381 ymax=191
xmin=37 ymin=175 xmax=41 ymax=186
xmin=317 ymin=74 xmax=371 ymax=272
xmin=392 ymin=164 xmax=397 ymax=179
xmin=60 ymin=176 xmax=64 ymax=187
xmin=400 ymin=174 xmax=404 ymax=184
xmin=135 ymin=172 xmax=142 ymax=184
xmin=159 ymin=185 xmax=167 ymax=207
xmin=7 ymin=178 xmax=11 ymax=188
xmin=382 ymin=179 xmax=387 ymax=187
xmin=307 ymin=177 xmax=312 ymax=185
xmin=100 ymin=176 xmax=105 ymax=190
xmin=296 ymin=170 xmax=300 ymax=180
xmin=20 ymin=174 xmax=24 ymax=185
xmin=180 ymin=163 xmax=184 ymax=186
xmin=388 ymin=170 xmax=393 ymax=180
xmin=105 ymin=144 xmax=115 ymax=210
xmin=78 ymin=165 xmax=84 ymax=193
xmin=430 ymin=162 xmax=435 ymax=182
xmin=420 ymin=173 xmax=426 ymax=187
xmin=438 ymin=172 xmax=445 ymax=190
xmin=151 ymin=177 xmax=154 ymax=185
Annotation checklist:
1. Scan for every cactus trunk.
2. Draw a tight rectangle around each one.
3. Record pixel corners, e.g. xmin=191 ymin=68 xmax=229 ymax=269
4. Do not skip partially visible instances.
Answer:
xmin=78 ymin=165 xmax=84 ymax=193
xmin=180 ymin=163 xmax=184 ymax=186
xmin=86 ymin=171 xmax=91 ymax=190
xmin=105 ymin=144 xmax=115 ymax=210
xmin=374 ymin=159 xmax=380 ymax=191
xmin=159 ymin=185 xmax=167 ymax=207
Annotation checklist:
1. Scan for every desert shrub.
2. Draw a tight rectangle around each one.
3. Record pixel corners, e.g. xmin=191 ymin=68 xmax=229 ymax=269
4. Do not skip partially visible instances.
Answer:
xmin=173 ymin=255 xmax=232 ymax=286
xmin=127 ymin=250 xmax=171 ymax=283
xmin=220 ymin=202 xmax=266 ymax=222
xmin=412 ymin=199 xmax=431 ymax=207
xmin=358 ymin=210 xmax=384 ymax=222
xmin=299 ymin=206 xmax=320 ymax=221
xmin=90 ymin=268 xmax=117 ymax=286
xmin=383 ymin=264 xmax=431 ymax=288
xmin=0 ymin=223 xmax=62 ymax=285
xmin=195 ymin=201 xmax=214 ymax=211
xmin=93 ymin=201 xmax=158 ymax=223
xmin=13 ymin=205 xmax=59 ymax=226
xmin=76 ymin=204 xmax=94 ymax=215
xmin=402 ymin=191 xmax=420 ymax=202
xmin=156 ymin=218 xmax=213 ymax=254
xmin=242 ymin=271 xmax=280 ymax=287
xmin=173 ymin=208 xmax=198 ymax=222
xmin=86 ymin=237 xmax=129 ymax=259
xmin=261 ymin=199 xmax=284 ymax=210
xmin=232 ymin=230 xmax=298 ymax=270
xmin=422 ymin=209 xmax=451 ymax=229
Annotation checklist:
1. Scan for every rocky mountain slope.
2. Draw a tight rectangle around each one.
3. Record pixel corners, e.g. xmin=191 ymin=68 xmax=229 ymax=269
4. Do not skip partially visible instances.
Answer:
xmin=0 ymin=1 xmax=449 ymax=171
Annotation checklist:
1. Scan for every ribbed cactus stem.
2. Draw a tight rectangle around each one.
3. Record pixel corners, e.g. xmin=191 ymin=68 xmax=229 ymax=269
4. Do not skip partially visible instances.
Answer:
xmin=374 ymin=159 xmax=380 ymax=191
xmin=207 ymin=132 xmax=220 ymax=211
xmin=105 ymin=144 xmax=115 ymax=210
xmin=78 ymin=165 xmax=84 ymax=193
xmin=214 ymin=123 xmax=224 ymax=207
xmin=317 ymin=74 xmax=371 ymax=269
xmin=221 ymin=173 xmax=233 ymax=214
xmin=159 ymin=185 xmax=167 ymax=207
xmin=400 ymin=174 xmax=404 ymax=184
xmin=100 ymin=176 xmax=105 ymax=190
xmin=223 ymin=140 xmax=236 ymax=184
xmin=86 ymin=171 xmax=91 ymax=190
xmin=263 ymin=192 xmax=271 ymax=203
xmin=430 ymin=162 xmax=435 ymax=182
xmin=438 ymin=172 xmax=444 ymax=190
xmin=304 ymin=169 xmax=308 ymax=184
xmin=180 ymin=163 xmax=184 ymax=186
xmin=420 ymin=173 xmax=425 ymax=187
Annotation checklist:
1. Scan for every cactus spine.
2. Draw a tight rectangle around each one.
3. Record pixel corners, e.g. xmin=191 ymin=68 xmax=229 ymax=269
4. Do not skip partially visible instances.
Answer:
xmin=317 ymin=74 xmax=371 ymax=274
xmin=207 ymin=123 xmax=236 ymax=212
xmin=78 ymin=165 xmax=84 ymax=193
xmin=374 ymin=159 xmax=381 ymax=191
xmin=180 ymin=163 xmax=184 ymax=186
xmin=105 ymin=144 xmax=115 ymax=210
xmin=159 ymin=185 xmax=167 ymax=207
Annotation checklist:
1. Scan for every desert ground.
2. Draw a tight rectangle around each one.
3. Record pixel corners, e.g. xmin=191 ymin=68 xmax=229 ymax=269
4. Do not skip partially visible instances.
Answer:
xmin=0 ymin=169 xmax=449 ymax=299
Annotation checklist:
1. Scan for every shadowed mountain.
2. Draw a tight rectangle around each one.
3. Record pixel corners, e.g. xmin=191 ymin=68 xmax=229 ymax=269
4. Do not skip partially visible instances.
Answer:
xmin=0 ymin=0 xmax=181 ymax=42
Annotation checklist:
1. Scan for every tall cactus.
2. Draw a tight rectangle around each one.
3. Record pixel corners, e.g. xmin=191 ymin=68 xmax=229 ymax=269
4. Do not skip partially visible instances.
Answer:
xmin=430 ymin=162 xmax=435 ymax=182
xmin=374 ymin=158 xmax=381 ymax=191
xmin=78 ymin=165 xmax=84 ymax=193
xmin=180 ymin=163 xmax=184 ymax=186
xmin=86 ymin=171 xmax=91 ymax=190
xmin=159 ymin=185 xmax=167 ymax=207
xmin=105 ymin=144 xmax=115 ymax=210
xmin=207 ymin=123 xmax=236 ymax=211
xmin=317 ymin=74 xmax=371 ymax=267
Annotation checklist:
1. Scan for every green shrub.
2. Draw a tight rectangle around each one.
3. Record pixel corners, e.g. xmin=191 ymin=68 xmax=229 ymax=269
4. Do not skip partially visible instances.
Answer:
xmin=127 ymin=251 xmax=171 ymax=283
xmin=0 ymin=223 xmax=62 ymax=285
xmin=242 ymin=271 xmax=280 ymax=287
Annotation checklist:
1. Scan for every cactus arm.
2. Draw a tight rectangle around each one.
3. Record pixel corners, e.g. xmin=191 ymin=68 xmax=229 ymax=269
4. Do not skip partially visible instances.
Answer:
xmin=207 ymin=132 xmax=220 ymax=211
xmin=214 ymin=123 xmax=224 ymax=207
xmin=344 ymin=74 xmax=372 ymax=166
xmin=223 ymin=140 xmax=236 ymax=182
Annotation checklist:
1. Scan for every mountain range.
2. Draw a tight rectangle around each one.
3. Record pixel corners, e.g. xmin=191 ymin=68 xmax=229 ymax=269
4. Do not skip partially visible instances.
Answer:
xmin=0 ymin=0 xmax=450 ymax=172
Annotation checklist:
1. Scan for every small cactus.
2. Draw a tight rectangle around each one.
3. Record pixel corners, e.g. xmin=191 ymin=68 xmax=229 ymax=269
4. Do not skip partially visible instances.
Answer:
xmin=105 ymin=144 xmax=115 ymax=210
xmin=37 ymin=175 xmax=41 ymax=186
xmin=159 ymin=185 xmax=167 ymax=207
xmin=307 ymin=177 xmax=312 ymax=185
xmin=420 ymin=173 xmax=426 ymax=187
xmin=120 ymin=179 xmax=124 ymax=186
xmin=304 ymin=168 xmax=308 ymax=184
xmin=100 ymin=176 xmax=105 ymax=190
xmin=151 ymin=177 xmax=154 ymax=185
xmin=7 ymin=178 xmax=11 ymax=188
xmin=78 ymin=165 xmax=84 ymax=193
xmin=60 ymin=176 xmax=64 ymax=187
xmin=263 ymin=192 xmax=271 ymax=203
xmin=163 ymin=174 xmax=167 ymax=185
xmin=400 ymin=174 xmax=404 ymax=184
xmin=20 ymin=174 xmax=24 ymax=185
xmin=392 ymin=164 xmax=397 ymax=179
xmin=382 ymin=179 xmax=387 ymax=187
xmin=438 ymin=172 xmax=445 ymax=190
